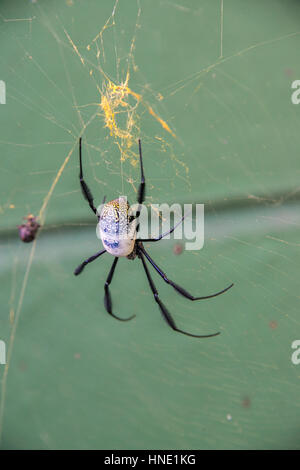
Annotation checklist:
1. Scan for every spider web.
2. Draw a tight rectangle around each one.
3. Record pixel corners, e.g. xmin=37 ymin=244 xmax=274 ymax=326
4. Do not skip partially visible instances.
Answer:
xmin=1 ymin=0 xmax=300 ymax=450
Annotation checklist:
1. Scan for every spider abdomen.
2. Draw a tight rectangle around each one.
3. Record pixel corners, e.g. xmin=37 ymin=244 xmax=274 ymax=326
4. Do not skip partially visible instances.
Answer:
xmin=99 ymin=197 xmax=136 ymax=257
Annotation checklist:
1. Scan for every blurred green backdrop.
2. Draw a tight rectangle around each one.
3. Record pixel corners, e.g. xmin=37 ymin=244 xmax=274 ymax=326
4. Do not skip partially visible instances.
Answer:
xmin=1 ymin=0 xmax=300 ymax=450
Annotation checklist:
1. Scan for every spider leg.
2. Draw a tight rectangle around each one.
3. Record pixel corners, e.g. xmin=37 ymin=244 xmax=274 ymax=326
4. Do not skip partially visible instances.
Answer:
xmin=74 ymin=249 xmax=106 ymax=276
xmin=139 ymin=244 xmax=234 ymax=300
xmin=78 ymin=137 xmax=99 ymax=217
xmin=137 ymin=139 xmax=145 ymax=206
xmin=104 ymin=257 xmax=136 ymax=322
xmin=131 ymin=139 xmax=146 ymax=232
xmin=139 ymin=250 xmax=220 ymax=338
xmin=138 ymin=213 xmax=186 ymax=242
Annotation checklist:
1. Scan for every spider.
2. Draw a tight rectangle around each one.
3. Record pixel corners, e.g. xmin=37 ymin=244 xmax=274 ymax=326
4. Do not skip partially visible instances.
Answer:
xmin=74 ymin=138 xmax=233 ymax=338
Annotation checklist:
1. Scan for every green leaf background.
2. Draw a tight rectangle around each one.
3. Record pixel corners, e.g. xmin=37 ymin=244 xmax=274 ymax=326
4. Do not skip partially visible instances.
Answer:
xmin=0 ymin=0 xmax=300 ymax=449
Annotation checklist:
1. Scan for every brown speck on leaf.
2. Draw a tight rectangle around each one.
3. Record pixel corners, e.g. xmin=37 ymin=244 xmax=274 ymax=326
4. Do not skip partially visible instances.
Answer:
xmin=18 ymin=361 xmax=27 ymax=372
xmin=74 ymin=353 xmax=81 ymax=360
xmin=173 ymin=243 xmax=183 ymax=255
xmin=269 ymin=320 xmax=278 ymax=330
xmin=284 ymin=68 xmax=294 ymax=77
xmin=242 ymin=396 xmax=251 ymax=408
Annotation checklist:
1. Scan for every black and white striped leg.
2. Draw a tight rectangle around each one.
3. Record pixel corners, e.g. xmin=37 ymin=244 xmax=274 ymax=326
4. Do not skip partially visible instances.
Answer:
xmin=104 ymin=257 xmax=136 ymax=322
xmin=139 ymin=250 xmax=220 ymax=338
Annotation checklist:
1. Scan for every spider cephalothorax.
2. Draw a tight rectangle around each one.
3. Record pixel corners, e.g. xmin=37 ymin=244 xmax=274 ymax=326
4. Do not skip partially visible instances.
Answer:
xmin=74 ymin=138 xmax=233 ymax=338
